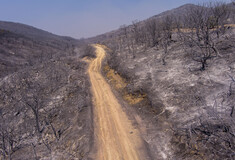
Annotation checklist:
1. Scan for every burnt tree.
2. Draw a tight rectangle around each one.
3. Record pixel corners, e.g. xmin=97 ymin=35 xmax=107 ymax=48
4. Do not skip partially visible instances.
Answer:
xmin=179 ymin=2 xmax=230 ymax=70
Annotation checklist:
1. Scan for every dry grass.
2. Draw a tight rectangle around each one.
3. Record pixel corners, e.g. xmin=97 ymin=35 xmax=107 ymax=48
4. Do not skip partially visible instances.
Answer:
xmin=123 ymin=92 xmax=146 ymax=105
xmin=104 ymin=65 xmax=127 ymax=89
xmin=103 ymin=65 xmax=146 ymax=105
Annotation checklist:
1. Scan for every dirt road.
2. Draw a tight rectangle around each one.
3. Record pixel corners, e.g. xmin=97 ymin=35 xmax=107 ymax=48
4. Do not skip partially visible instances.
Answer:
xmin=88 ymin=44 xmax=148 ymax=160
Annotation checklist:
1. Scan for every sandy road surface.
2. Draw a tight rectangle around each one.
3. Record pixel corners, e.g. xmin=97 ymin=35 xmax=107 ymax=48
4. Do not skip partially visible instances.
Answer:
xmin=88 ymin=45 xmax=148 ymax=160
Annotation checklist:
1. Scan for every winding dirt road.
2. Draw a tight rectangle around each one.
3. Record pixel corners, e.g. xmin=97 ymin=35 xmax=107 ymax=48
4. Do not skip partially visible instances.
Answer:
xmin=88 ymin=45 xmax=148 ymax=160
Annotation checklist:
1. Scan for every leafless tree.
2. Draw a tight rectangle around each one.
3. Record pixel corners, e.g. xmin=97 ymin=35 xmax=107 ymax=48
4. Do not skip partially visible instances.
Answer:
xmin=44 ymin=110 xmax=60 ymax=141
xmin=132 ymin=20 xmax=141 ymax=44
xmin=22 ymin=80 xmax=44 ymax=134
xmin=228 ymin=74 xmax=235 ymax=96
xmin=119 ymin=25 xmax=131 ymax=55
xmin=210 ymin=2 xmax=230 ymax=38
xmin=25 ymin=97 xmax=42 ymax=134
xmin=179 ymin=2 xmax=230 ymax=70
xmin=0 ymin=85 xmax=23 ymax=160
xmin=172 ymin=91 xmax=235 ymax=159
xmin=160 ymin=15 xmax=174 ymax=65
xmin=0 ymin=115 xmax=21 ymax=160
xmin=145 ymin=18 xmax=161 ymax=47
xmin=120 ymin=24 xmax=128 ymax=39
xmin=80 ymin=45 xmax=95 ymax=58
xmin=31 ymin=143 xmax=39 ymax=160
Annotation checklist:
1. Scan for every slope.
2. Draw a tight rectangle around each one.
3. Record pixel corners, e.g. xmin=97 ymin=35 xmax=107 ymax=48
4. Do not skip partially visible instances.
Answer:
xmin=0 ymin=21 xmax=83 ymax=78
xmin=0 ymin=21 xmax=76 ymax=44
xmin=0 ymin=22 xmax=93 ymax=159
xmin=88 ymin=2 xmax=235 ymax=159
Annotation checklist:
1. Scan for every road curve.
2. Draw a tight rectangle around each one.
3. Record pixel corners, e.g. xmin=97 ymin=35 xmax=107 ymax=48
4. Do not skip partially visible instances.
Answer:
xmin=88 ymin=44 xmax=146 ymax=160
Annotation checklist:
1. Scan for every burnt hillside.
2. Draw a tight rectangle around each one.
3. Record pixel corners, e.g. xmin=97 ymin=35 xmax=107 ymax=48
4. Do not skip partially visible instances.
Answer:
xmin=1 ymin=1 xmax=235 ymax=160
xmin=0 ymin=22 xmax=94 ymax=159
xmin=91 ymin=2 xmax=235 ymax=159
xmin=0 ymin=21 xmax=85 ymax=78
